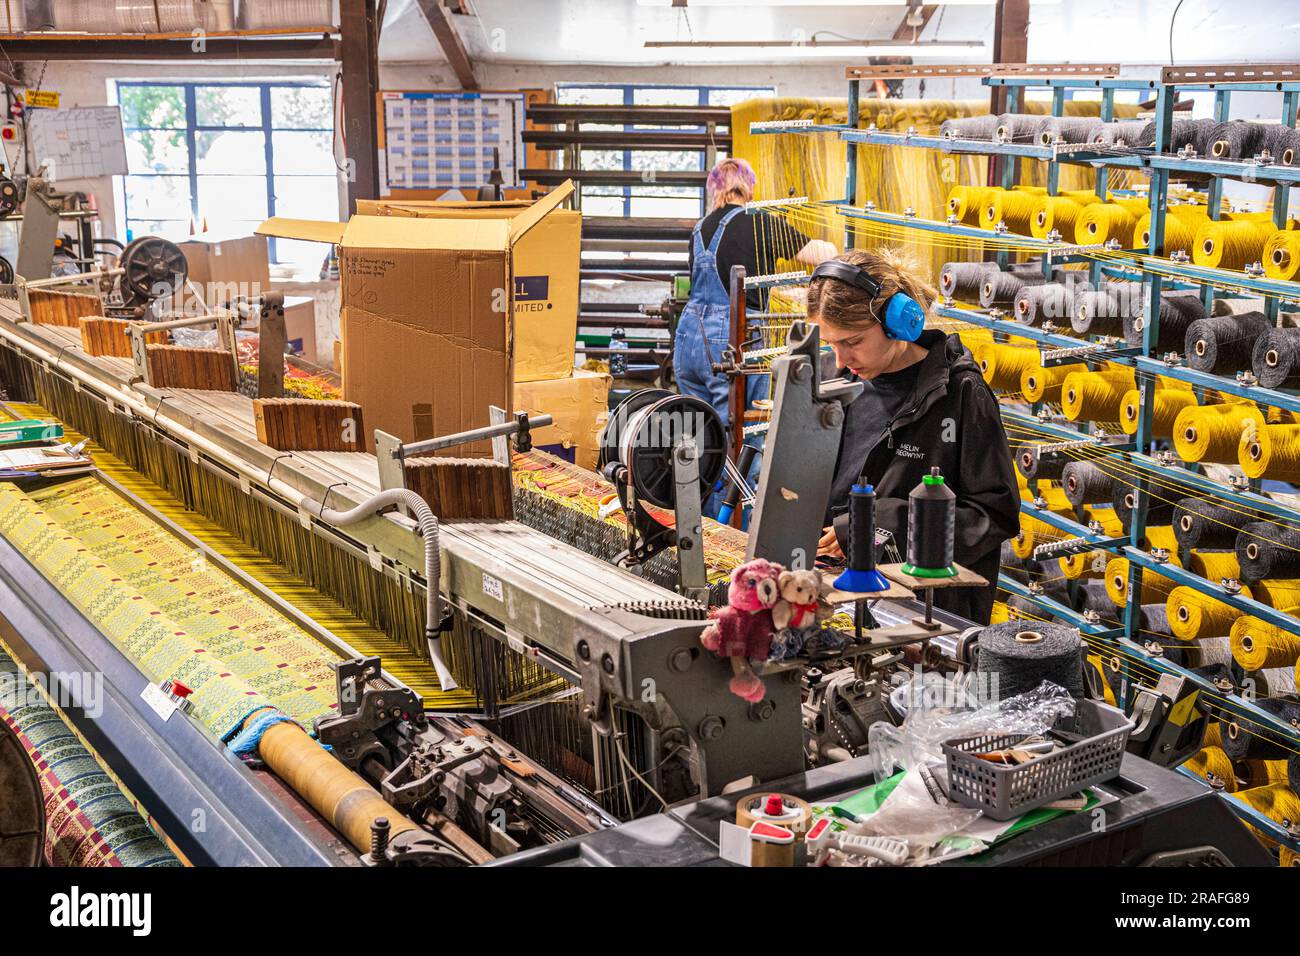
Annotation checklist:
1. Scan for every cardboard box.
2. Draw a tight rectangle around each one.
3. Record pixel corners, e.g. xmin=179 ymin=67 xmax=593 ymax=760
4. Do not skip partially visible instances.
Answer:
xmin=356 ymin=197 xmax=579 ymax=383
xmin=179 ymin=234 xmax=271 ymax=305
xmin=512 ymin=368 xmax=612 ymax=470
xmin=257 ymin=183 xmax=573 ymax=457
xmin=282 ymin=295 xmax=316 ymax=360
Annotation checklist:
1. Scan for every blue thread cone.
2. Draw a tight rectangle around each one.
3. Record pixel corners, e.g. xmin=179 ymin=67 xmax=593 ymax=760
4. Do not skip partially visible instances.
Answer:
xmin=833 ymin=483 xmax=889 ymax=593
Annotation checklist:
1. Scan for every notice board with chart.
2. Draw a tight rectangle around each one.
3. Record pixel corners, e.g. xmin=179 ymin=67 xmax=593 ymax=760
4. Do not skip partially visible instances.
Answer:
xmin=378 ymin=91 xmax=527 ymax=195
xmin=27 ymin=106 xmax=128 ymax=181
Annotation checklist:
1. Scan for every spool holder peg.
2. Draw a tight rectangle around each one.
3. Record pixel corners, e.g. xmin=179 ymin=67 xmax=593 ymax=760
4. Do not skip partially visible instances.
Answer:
xmin=375 ymin=409 xmax=554 ymax=494
xmin=128 ymin=310 xmax=241 ymax=390
xmin=878 ymin=562 xmax=989 ymax=632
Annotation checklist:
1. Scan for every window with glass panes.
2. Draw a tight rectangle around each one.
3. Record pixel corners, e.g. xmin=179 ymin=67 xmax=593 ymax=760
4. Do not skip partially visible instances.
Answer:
xmin=555 ymin=84 xmax=774 ymax=218
xmin=116 ymin=81 xmax=336 ymax=273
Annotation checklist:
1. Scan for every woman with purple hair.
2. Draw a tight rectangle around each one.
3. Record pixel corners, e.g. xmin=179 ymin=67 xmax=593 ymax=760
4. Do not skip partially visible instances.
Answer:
xmin=675 ymin=158 xmax=836 ymax=518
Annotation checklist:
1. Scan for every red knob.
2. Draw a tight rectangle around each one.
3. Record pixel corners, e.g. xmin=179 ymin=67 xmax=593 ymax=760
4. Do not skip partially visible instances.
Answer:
xmin=764 ymin=794 xmax=784 ymax=816
xmin=170 ymin=680 xmax=193 ymax=699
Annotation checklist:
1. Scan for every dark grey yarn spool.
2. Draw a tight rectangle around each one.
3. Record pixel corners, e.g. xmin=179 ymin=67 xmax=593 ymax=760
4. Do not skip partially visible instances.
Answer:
xmin=1184 ymin=311 xmax=1272 ymax=375
xmin=995 ymin=112 xmax=1048 ymax=144
xmin=979 ymin=268 xmax=1051 ymax=308
xmin=939 ymin=115 xmax=1000 ymax=141
xmin=1076 ymin=579 xmax=1116 ymax=615
xmin=976 ymin=621 xmax=1084 ymax=698
xmin=1219 ymin=696 xmax=1300 ymax=761
xmin=1121 ymin=292 xmax=1206 ymax=352
xmin=1208 ymin=119 xmax=1269 ymax=160
xmin=1016 ymin=444 xmax=1067 ymax=481
xmin=939 ymin=261 xmax=998 ymax=300
xmin=1173 ymin=497 xmax=1258 ymax=551
xmin=1290 ymin=753 xmax=1300 ymax=795
xmin=1013 ymin=283 xmax=1070 ymax=326
xmin=1237 ymin=520 xmax=1300 ymax=582
xmin=1252 ymin=327 xmax=1300 ymax=388
xmin=1072 ymin=285 xmax=1135 ymax=337
xmin=1001 ymin=539 xmax=1029 ymax=584
xmin=1111 ymin=483 xmax=1176 ymax=530
xmin=1144 ymin=117 xmax=1218 ymax=154
xmin=1007 ymin=576 xmax=1069 ymax=617
xmin=1039 ymin=115 xmax=1099 ymax=146
xmin=1062 ymin=460 xmax=1119 ymax=507
xmin=1260 ymin=124 xmax=1300 ymax=165
xmin=1090 ymin=119 xmax=1149 ymax=146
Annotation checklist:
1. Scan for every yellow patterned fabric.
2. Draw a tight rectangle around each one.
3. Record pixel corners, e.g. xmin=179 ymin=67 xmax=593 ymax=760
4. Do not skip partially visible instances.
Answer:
xmin=0 ymin=477 xmax=339 ymax=738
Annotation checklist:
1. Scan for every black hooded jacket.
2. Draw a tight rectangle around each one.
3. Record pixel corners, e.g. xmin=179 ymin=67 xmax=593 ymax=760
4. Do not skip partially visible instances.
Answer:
xmin=823 ymin=329 xmax=1020 ymax=624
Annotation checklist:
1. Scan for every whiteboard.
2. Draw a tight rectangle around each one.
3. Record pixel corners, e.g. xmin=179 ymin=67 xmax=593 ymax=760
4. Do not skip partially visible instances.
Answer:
xmin=27 ymin=106 xmax=128 ymax=181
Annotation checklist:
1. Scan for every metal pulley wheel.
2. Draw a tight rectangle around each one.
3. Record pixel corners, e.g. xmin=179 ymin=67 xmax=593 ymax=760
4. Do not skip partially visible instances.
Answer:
xmin=0 ymin=176 xmax=18 ymax=219
xmin=599 ymin=389 xmax=726 ymax=510
xmin=0 ymin=718 xmax=44 ymax=866
xmin=120 ymin=236 xmax=188 ymax=307
xmin=0 ymin=256 xmax=12 ymax=285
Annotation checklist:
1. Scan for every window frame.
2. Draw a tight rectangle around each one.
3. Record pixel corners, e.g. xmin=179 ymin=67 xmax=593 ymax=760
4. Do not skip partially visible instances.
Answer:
xmin=555 ymin=82 xmax=774 ymax=218
xmin=116 ymin=79 xmax=336 ymax=265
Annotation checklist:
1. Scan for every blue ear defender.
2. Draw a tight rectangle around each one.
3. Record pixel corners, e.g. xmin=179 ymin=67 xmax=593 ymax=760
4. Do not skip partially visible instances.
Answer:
xmin=810 ymin=259 xmax=926 ymax=342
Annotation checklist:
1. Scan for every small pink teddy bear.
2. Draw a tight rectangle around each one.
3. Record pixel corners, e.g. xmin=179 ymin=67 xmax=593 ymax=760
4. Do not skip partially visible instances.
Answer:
xmin=701 ymin=558 xmax=783 ymax=702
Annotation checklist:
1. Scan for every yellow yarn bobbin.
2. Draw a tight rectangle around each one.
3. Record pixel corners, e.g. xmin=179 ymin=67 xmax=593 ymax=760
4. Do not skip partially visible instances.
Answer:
xmin=1251 ymin=578 xmax=1300 ymax=610
xmin=1020 ymin=363 xmax=1074 ymax=403
xmin=980 ymin=188 xmax=1039 ymax=236
xmin=1173 ymin=403 xmax=1265 ymax=464
xmin=1029 ymin=196 xmax=1085 ymax=240
xmin=1120 ymin=387 xmax=1197 ymax=438
xmin=1230 ymin=610 xmax=1300 ymax=670
xmin=1193 ymin=219 xmax=1275 ymax=270
xmin=1061 ymin=369 xmax=1136 ymax=422
xmin=946 ymin=185 xmax=992 ymax=226
xmin=1168 ymin=585 xmax=1248 ymax=641
xmin=1239 ymin=424 xmax=1300 ymax=482
xmin=1105 ymin=556 xmax=1177 ymax=608
xmin=1075 ymin=202 xmax=1138 ymax=246
xmin=975 ymin=342 xmax=1039 ymax=391
xmin=1135 ymin=207 xmax=1209 ymax=254
xmin=1263 ymin=229 xmax=1300 ymax=281
xmin=1062 ymin=550 xmax=1108 ymax=580
xmin=1187 ymin=550 xmax=1241 ymax=582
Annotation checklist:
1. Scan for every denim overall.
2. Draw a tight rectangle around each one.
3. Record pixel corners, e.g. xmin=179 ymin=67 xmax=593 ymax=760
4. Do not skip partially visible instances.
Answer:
xmin=673 ymin=206 xmax=767 ymax=518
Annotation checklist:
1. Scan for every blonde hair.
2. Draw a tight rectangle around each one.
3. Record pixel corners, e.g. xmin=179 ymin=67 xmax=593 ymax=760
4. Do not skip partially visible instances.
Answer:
xmin=706 ymin=158 xmax=756 ymax=210
xmin=806 ymin=248 xmax=936 ymax=329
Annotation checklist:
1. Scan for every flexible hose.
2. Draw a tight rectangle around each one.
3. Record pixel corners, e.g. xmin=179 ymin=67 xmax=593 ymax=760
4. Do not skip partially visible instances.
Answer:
xmin=305 ymin=488 xmax=457 ymax=691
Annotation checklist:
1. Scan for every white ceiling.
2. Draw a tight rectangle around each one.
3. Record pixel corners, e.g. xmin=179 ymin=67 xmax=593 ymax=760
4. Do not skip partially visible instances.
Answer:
xmin=377 ymin=0 xmax=1300 ymax=69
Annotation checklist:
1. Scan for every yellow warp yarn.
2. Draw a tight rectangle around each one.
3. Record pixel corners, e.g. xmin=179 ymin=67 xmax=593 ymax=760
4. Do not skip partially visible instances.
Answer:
xmin=1135 ymin=206 xmax=1210 ymax=254
xmin=1120 ymin=387 xmax=1198 ymax=438
xmin=976 ymin=342 xmax=1039 ymax=391
xmin=1230 ymin=785 xmax=1300 ymax=848
xmin=1061 ymin=369 xmax=1136 ymax=422
xmin=980 ymin=187 xmax=1039 ymax=235
xmin=1168 ymin=585 xmax=1249 ymax=640
xmin=1013 ymin=512 xmax=1068 ymax=560
xmin=1230 ymin=610 xmax=1300 ymax=669
xmin=1187 ymin=550 xmax=1242 ymax=582
xmin=1264 ymin=229 xmax=1300 ymax=281
xmin=946 ymin=185 xmax=994 ymax=225
xmin=1185 ymin=746 xmax=1239 ymax=792
xmin=1075 ymin=202 xmax=1139 ymax=246
xmin=1105 ymin=556 xmax=1177 ymax=607
xmin=1173 ymin=403 xmax=1266 ymax=464
xmin=1020 ymin=362 xmax=1074 ymax=403
xmin=1193 ymin=219 xmax=1276 ymax=270
xmin=1239 ymin=424 xmax=1300 ymax=482
xmin=1029 ymin=195 xmax=1085 ymax=240
xmin=1235 ymin=759 xmax=1291 ymax=790
xmin=1062 ymin=550 xmax=1108 ymax=580
xmin=1251 ymin=578 xmax=1300 ymax=610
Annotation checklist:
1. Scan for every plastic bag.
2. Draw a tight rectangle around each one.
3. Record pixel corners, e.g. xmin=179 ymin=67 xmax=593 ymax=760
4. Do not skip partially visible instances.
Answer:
xmin=869 ymin=676 xmax=1076 ymax=779
xmin=847 ymin=766 xmax=982 ymax=853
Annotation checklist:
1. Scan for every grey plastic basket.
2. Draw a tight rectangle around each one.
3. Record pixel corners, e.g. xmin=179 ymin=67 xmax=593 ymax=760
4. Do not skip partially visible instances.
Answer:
xmin=941 ymin=699 xmax=1133 ymax=821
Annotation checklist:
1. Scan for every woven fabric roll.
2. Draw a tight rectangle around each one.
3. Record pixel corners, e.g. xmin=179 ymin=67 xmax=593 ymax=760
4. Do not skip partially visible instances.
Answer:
xmin=1174 ymin=497 xmax=1260 ymax=550
xmin=1061 ymin=460 xmax=1118 ymax=507
xmin=1122 ymin=292 xmax=1205 ymax=353
xmin=1169 ymin=586 xmax=1247 ymax=641
xmin=1075 ymin=202 xmax=1139 ymax=247
xmin=975 ymin=621 xmax=1084 ymax=698
xmin=1120 ymin=387 xmax=1197 ymax=438
xmin=1264 ymin=229 xmax=1300 ymax=280
xmin=939 ymin=261 xmax=998 ymax=301
xmin=1231 ymin=613 xmax=1300 ymax=670
xmin=1184 ymin=312 xmax=1272 ymax=374
xmin=946 ymin=186 xmax=994 ymax=225
xmin=1193 ymin=219 xmax=1275 ymax=270
xmin=1208 ymin=120 xmax=1270 ymax=160
xmin=1061 ymin=369 xmax=1135 ymax=422
xmin=1220 ymin=698 xmax=1300 ymax=761
xmin=1020 ymin=362 xmax=1074 ymax=404
xmin=939 ymin=115 xmax=999 ymax=141
xmin=1237 ymin=520 xmax=1300 ymax=581
xmin=1105 ymin=557 xmax=1177 ymax=608
xmin=1013 ymin=282 xmax=1075 ymax=326
xmin=1173 ymin=402 xmax=1265 ymax=464
xmin=1253 ymin=326 xmax=1300 ymax=388
xmin=975 ymin=342 xmax=1039 ymax=391
xmin=1239 ymin=423 xmax=1300 ymax=482
xmin=1029 ymin=196 xmax=1086 ymax=240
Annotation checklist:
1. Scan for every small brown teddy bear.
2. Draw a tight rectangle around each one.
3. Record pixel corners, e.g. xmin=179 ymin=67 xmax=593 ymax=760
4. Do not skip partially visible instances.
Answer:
xmin=771 ymin=569 xmax=833 ymax=632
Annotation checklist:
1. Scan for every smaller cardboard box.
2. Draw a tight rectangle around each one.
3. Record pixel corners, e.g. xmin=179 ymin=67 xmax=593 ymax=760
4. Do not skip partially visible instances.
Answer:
xmin=282 ymin=296 xmax=316 ymax=361
xmin=512 ymin=368 xmax=612 ymax=470
xmin=179 ymin=234 xmax=271 ymax=305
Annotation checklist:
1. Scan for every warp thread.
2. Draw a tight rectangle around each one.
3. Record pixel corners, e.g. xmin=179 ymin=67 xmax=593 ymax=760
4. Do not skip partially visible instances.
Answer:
xmin=1252 ymin=326 xmax=1300 ymax=388
xmin=975 ymin=621 xmax=1084 ymax=698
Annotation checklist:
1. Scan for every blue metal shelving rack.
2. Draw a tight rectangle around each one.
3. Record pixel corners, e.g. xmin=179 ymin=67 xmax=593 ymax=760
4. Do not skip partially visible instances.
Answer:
xmin=752 ymin=61 xmax=1300 ymax=851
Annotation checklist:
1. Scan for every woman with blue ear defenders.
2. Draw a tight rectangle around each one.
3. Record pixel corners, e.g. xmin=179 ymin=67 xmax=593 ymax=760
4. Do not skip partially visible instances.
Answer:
xmin=808 ymin=249 xmax=1019 ymax=625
